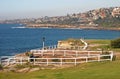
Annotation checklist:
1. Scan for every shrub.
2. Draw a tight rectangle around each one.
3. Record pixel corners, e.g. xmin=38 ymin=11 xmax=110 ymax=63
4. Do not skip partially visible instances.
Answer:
xmin=111 ymin=38 xmax=120 ymax=48
xmin=0 ymin=64 xmax=3 ymax=70
xmin=112 ymin=55 xmax=116 ymax=61
xmin=52 ymin=59 xmax=60 ymax=62
xmin=15 ymin=64 xmax=26 ymax=69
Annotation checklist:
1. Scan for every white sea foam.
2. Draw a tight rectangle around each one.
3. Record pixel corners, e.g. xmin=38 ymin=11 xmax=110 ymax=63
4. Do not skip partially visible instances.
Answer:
xmin=11 ymin=26 xmax=26 ymax=29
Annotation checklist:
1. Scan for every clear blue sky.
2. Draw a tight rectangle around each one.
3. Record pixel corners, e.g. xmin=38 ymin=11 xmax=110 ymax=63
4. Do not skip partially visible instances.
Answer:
xmin=0 ymin=0 xmax=120 ymax=20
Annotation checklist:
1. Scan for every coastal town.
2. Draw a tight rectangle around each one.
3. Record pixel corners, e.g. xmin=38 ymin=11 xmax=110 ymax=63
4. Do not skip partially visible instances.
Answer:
xmin=0 ymin=7 xmax=120 ymax=30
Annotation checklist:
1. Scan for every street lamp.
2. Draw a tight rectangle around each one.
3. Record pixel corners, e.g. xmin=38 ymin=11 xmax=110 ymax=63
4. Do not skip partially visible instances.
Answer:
xmin=42 ymin=37 xmax=45 ymax=50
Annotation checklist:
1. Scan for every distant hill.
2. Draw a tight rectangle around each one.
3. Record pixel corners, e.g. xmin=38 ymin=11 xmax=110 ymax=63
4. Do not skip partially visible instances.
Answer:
xmin=1 ymin=6 xmax=120 ymax=30
xmin=26 ymin=6 xmax=120 ymax=30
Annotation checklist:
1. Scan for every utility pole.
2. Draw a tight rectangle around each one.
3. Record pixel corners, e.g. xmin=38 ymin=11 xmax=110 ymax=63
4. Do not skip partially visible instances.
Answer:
xmin=42 ymin=37 xmax=45 ymax=50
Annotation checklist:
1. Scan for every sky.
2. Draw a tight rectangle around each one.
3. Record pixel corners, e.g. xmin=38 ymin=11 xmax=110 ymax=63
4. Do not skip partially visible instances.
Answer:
xmin=0 ymin=0 xmax=120 ymax=20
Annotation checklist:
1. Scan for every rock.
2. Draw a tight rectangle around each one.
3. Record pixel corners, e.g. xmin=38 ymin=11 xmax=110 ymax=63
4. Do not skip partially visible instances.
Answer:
xmin=17 ymin=67 xmax=30 ymax=73
xmin=9 ymin=67 xmax=16 ymax=72
xmin=29 ymin=68 xmax=40 ymax=72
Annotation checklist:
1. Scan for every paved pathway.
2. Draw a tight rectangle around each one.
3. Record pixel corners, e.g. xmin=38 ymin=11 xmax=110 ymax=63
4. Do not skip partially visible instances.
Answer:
xmin=80 ymin=39 xmax=88 ymax=50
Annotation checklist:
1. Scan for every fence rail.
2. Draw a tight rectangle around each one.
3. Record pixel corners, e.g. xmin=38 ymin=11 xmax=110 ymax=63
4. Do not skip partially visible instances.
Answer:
xmin=31 ymin=50 xmax=112 ymax=57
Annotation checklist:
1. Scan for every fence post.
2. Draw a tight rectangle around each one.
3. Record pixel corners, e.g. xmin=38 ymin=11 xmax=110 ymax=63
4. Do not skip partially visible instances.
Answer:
xmin=88 ymin=51 xmax=90 ymax=57
xmin=64 ymin=50 xmax=66 ymax=56
xmin=13 ymin=57 xmax=15 ymax=64
xmin=76 ymin=51 xmax=78 ymax=57
xmin=86 ymin=57 xmax=88 ymax=62
xmin=110 ymin=51 xmax=113 ymax=61
xmin=47 ymin=59 xmax=49 ymax=66
xmin=28 ymin=57 xmax=30 ymax=62
xmin=7 ymin=58 xmax=10 ymax=65
xmin=20 ymin=57 xmax=23 ymax=65
xmin=52 ymin=50 xmax=55 ymax=56
xmin=52 ymin=46 xmax=54 ymax=49
xmin=75 ymin=58 xmax=77 ymax=65
xmin=34 ymin=58 xmax=35 ymax=65
xmin=41 ymin=50 xmax=44 ymax=56
xmin=60 ymin=58 xmax=62 ymax=66
xmin=98 ymin=55 xmax=100 ymax=62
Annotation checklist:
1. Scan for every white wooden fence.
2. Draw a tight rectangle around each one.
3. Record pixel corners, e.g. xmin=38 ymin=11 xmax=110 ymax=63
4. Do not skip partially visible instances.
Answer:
xmin=34 ymin=45 xmax=58 ymax=50
xmin=0 ymin=51 xmax=113 ymax=66
xmin=31 ymin=49 xmax=108 ymax=57
xmin=33 ymin=45 xmax=85 ymax=50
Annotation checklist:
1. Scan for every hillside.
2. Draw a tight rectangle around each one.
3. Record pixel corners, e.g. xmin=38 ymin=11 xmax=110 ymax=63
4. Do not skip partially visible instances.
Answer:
xmin=1 ymin=6 xmax=120 ymax=30
xmin=25 ymin=6 xmax=120 ymax=30
xmin=94 ymin=17 xmax=120 ymax=28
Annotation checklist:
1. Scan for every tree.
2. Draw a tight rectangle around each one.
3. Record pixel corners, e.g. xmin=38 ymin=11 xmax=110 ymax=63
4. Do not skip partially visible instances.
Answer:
xmin=111 ymin=38 xmax=120 ymax=48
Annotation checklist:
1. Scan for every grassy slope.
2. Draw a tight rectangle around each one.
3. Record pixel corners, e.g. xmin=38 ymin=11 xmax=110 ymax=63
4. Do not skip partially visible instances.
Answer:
xmin=86 ymin=39 xmax=120 ymax=52
xmin=0 ymin=60 xmax=120 ymax=79
xmin=86 ymin=39 xmax=110 ymax=44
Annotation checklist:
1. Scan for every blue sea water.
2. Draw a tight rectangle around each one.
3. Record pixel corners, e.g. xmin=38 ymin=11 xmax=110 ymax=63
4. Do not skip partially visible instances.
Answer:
xmin=0 ymin=24 xmax=120 ymax=56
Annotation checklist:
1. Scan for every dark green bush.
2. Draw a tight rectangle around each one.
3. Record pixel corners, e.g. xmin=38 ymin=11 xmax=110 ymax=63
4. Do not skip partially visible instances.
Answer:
xmin=52 ymin=59 xmax=60 ymax=62
xmin=0 ymin=64 xmax=3 ymax=70
xmin=111 ymin=38 xmax=120 ymax=48
xmin=112 ymin=55 xmax=116 ymax=61
xmin=15 ymin=64 xmax=28 ymax=69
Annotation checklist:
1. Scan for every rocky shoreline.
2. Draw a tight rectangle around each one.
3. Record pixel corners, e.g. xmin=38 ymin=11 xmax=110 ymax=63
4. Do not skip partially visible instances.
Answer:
xmin=26 ymin=24 xmax=120 ymax=31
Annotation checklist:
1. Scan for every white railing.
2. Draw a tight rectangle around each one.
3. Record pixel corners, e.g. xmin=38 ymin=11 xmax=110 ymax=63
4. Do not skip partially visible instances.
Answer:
xmin=57 ymin=46 xmax=84 ymax=50
xmin=31 ymin=45 xmax=57 ymax=51
xmin=31 ymin=50 xmax=105 ymax=57
xmin=0 ymin=51 xmax=113 ymax=66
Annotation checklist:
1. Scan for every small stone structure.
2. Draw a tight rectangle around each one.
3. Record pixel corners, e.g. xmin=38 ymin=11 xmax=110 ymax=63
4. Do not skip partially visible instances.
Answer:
xmin=57 ymin=39 xmax=85 ymax=50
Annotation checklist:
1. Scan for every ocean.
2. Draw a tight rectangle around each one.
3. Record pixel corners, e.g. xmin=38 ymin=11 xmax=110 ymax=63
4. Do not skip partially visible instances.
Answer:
xmin=0 ymin=24 xmax=120 ymax=56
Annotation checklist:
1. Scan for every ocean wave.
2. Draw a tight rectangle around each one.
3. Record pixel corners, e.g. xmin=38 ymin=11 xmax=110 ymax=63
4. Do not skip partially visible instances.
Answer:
xmin=11 ymin=26 xmax=26 ymax=29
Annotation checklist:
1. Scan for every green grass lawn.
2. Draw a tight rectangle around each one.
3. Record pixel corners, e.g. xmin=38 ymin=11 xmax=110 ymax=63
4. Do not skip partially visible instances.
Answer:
xmin=86 ymin=39 xmax=110 ymax=44
xmin=0 ymin=60 xmax=120 ymax=79
xmin=86 ymin=39 xmax=120 ymax=52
